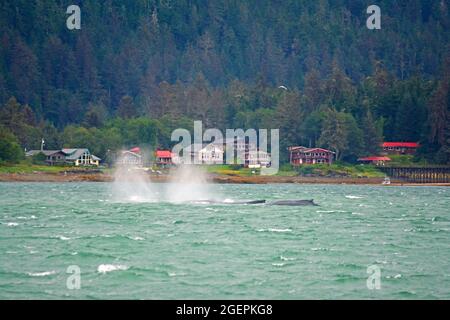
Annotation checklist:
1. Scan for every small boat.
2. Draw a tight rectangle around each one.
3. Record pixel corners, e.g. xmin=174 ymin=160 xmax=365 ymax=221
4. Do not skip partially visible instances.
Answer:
xmin=382 ymin=176 xmax=391 ymax=185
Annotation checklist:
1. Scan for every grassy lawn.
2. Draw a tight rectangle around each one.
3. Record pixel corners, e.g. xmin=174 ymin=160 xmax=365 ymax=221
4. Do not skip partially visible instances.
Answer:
xmin=0 ymin=163 xmax=102 ymax=174
xmin=2 ymin=157 xmax=437 ymax=177
xmin=304 ymin=163 xmax=385 ymax=178
xmin=386 ymin=155 xmax=429 ymax=167
xmin=205 ymin=163 xmax=385 ymax=178
xmin=205 ymin=164 xmax=256 ymax=176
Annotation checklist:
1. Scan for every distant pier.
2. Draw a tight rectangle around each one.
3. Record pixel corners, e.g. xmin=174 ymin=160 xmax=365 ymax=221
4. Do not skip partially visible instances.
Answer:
xmin=380 ymin=167 xmax=450 ymax=184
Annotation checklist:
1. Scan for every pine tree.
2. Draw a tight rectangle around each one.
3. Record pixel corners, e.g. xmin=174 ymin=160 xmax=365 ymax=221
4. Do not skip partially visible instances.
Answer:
xmin=117 ymin=95 xmax=137 ymax=119
xmin=9 ymin=37 xmax=40 ymax=105
xmin=0 ymin=126 xmax=23 ymax=163
xmin=318 ymin=108 xmax=349 ymax=161
xmin=362 ymin=110 xmax=383 ymax=156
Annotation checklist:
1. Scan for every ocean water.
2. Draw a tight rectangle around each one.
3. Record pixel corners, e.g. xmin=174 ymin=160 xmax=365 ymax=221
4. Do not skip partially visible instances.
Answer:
xmin=0 ymin=182 xmax=449 ymax=299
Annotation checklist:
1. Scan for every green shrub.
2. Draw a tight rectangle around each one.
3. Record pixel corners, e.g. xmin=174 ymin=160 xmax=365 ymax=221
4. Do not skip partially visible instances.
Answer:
xmin=31 ymin=152 xmax=47 ymax=165
xmin=230 ymin=164 xmax=242 ymax=171
xmin=0 ymin=127 xmax=23 ymax=163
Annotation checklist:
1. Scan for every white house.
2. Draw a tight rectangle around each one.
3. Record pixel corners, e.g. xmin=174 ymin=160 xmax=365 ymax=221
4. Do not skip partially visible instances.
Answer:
xmin=222 ymin=137 xmax=256 ymax=155
xmin=221 ymin=137 xmax=258 ymax=165
xmin=26 ymin=148 xmax=101 ymax=166
xmin=61 ymin=148 xmax=101 ymax=166
xmin=174 ymin=143 xmax=224 ymax=165
xmin=199 ymin=144 xmax=224 ymax=164
xmin=116 ymin=150 xmax=143 ymax=167
xmin=247 ymin=150 xmax=271 ymax=168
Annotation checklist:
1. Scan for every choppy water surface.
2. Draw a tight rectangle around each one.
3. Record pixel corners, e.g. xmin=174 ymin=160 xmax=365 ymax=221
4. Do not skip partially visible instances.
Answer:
xmin=0 ymin=182 xmax=449 ymax=299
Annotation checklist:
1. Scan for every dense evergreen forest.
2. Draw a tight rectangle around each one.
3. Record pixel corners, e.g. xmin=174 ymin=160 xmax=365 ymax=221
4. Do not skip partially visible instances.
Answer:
xmin=0 ymin=0 xmax=449 ymax=164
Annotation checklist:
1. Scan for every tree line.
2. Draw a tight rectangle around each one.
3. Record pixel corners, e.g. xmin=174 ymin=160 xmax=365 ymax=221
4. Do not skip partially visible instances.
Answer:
xmin=1 ymin=62 xmax=449 ymax=164
xmin=0 ymin=0 xmax=449 ymax=164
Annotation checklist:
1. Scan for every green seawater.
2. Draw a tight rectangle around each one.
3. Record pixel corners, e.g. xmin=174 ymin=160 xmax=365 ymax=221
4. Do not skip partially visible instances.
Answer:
xmin=0 ymin=182 xmax=449 ymax=299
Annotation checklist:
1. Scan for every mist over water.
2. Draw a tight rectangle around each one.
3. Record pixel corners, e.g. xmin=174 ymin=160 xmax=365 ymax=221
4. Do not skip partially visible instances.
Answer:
xmin=166 ymin=165 xmax=216 ymax=203
xmin=111 ymin=165 xmax=157 ymax=203
xmin=112 ymin=162 xmax=215 ymax=203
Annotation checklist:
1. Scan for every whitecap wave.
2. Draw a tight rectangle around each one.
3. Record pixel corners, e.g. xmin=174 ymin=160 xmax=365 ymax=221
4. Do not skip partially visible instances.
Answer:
xmin=280 ymin=256 xmax=296 ymax=261
xmin=17 ymin=215 xmax=37 ymax=220
xmin=97 ymin=264 xmax=128 ymax=274
xmin=27 ymin=271 xmax=56 ymax=277
xmin=258 ymin=228 xmax=292 ymax=233
xmin=128 ymin=236 xmax=145 ymax=241
xmin=6 ymin=222 xmax=18 ymax=227
xmin=310 ymin=247 xmax=330 ymax=251
xmin=345 ymin=195 xmax=363 ymax=199
xmin=272 ymin=263 xmax=285 ymax=267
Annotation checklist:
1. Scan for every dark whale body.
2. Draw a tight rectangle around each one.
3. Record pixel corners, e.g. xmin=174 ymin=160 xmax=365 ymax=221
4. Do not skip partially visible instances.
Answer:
xmin=236 ymin=200 xmax=266 ymax=205
xmin=189 ymin=199 xmax=318 ymax=206
xmin=269 ymin=199 xmax=318 ymax=206
xmin=191 ymin=199 xmax=266 ymax=205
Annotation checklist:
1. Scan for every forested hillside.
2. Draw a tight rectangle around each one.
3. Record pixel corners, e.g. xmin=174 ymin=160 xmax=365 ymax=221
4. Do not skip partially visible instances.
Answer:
xmin=0 ymin=0 xmax=449 ymax=163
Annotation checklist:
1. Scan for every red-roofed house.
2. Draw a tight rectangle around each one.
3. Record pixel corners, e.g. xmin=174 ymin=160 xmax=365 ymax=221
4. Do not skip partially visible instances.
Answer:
xmin=358 ymin=156 xmax=391 ymax=166
xmin=382 ymin=142 xmax=419 ymax=155
xmin=129 ymin=147 xmax=141 ymax=154
xmin=288 ymin=146 xmax=335 ymax=165
xmin=155 ymin=150 xmax=173 ymax=167
xmin=116 ymin=148 xmax=143 ymax=167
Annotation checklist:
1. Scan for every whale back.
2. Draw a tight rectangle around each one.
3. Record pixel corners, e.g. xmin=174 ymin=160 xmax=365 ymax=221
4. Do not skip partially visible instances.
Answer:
xmin=269 ymin=199 xmax=318 ymax=206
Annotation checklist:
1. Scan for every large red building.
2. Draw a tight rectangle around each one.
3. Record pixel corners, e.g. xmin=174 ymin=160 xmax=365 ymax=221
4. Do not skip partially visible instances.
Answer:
xmin=288 ymin=146 xmax=335 ymax=165
xmin=382 ymin=142 xmax=419 ymax=155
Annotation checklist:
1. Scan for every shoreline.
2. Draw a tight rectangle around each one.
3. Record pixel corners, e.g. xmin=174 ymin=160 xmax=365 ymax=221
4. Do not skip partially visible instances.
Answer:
xmin=0 ymin=172 xmax=449 ymax=186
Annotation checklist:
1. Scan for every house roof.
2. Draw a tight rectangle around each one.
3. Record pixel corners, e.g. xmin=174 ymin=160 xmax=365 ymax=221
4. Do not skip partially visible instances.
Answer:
xmin=62 ymin=148 xmax=90 ymax=160
xmin=121 ymin=150 xmax=141 ymax=158
xmin=25 ymin=150 xmax=61 ymax=157
xmin=178 ymin=144 xmax=201 ymax=154
xmin=201 ymin=143 xmax=224 ymax=152
xmin=156 ymin=150 xmax=172 ymax=158
xmin=358 ymin=156 xmax=391 ymax=161
xmin=26 ymin=148 xmax=101 ymax=161
xmin=382 ymin=142 xmax=419 ymax=148
xmin=129 ymin=147 xmax=141 ymax=154
xmin=289 ymin=146 xmax=335 ymax=154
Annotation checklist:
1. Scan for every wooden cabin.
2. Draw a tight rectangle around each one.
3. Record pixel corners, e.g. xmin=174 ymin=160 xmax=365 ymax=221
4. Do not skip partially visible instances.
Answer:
xmin=288 ymin=146 xmax=335 ymax=165
xmin=382 ymin=142 xmax=419 ymax=155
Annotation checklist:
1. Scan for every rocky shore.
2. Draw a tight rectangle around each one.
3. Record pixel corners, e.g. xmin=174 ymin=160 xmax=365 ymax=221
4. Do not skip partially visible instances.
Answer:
xmin=1 ymin=171 xmax=448 ymax=186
